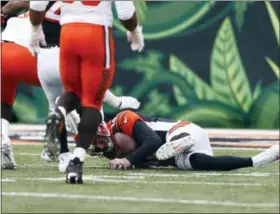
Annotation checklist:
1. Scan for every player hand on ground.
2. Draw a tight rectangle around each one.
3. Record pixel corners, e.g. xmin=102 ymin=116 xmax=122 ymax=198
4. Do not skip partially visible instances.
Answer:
xmin=28 ymin=25 xmax=46 ymax=56
xmin=110 ymin=158 xmax=131 ymax=170
xmin=127 ymin=25 xmax=144 ymax=52
xmin=118 ymin=96 xmax=140 ymax=110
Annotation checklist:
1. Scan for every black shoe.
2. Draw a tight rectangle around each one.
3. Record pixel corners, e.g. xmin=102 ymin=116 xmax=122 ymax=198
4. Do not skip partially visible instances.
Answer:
xmin=66 ymin=158 xmax=84 ymax=184
xmin=44 ymin=111 xmax=65 ymax=161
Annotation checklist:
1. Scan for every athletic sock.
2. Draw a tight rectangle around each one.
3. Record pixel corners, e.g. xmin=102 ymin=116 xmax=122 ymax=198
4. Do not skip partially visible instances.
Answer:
xmin=1 ymin=118 xmax=10 ymax=139
xmin=72 ymin=147 xmax=86 ymax=162
xmin=189 ymin=153 xmax=253 ymax=171
xmin=60 ymin=125 xmax=69 ymax=153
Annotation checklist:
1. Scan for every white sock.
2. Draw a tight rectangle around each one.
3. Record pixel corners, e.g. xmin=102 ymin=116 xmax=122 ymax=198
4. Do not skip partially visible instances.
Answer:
xmin=58 ymin=106 xmax=66 ymax=119
xmin=72 ymin=147 xmax=86 ymax=162
xmin=1 ymin=119 xmax=10 ymax=140
xmin=251 ymin=156 xmax=258 ymax=167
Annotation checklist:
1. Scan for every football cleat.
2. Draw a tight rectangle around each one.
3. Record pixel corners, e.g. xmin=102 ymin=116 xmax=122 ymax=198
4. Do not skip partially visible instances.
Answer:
xmin=156 ymin=133 xmax=195 ymax=160
xmin=40 ymin=148 xmax=53 ymax=162
xmin=44 ymin=111 xmax=64 ymax=161
xmin=252 ymin=144 xmax=279 ymax=167
xmin=58 ymin=152 xmax=72 ymax=173
xmin=1 ymin=138 xmax=17 ymax=170
xmin=66 ymin=158 xmax=83 ymax=184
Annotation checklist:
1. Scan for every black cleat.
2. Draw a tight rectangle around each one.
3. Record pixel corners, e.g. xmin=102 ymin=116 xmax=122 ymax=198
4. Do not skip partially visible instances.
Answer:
xmin=44 ymin=111 xmax=65 ymax=161
xmin=66 ymin=158 xmax=84 ymax=184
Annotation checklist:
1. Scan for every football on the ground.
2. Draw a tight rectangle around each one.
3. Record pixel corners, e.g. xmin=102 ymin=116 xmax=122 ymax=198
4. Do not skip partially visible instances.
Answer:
xmin=113 ymin=132 xmax=138 ymax=156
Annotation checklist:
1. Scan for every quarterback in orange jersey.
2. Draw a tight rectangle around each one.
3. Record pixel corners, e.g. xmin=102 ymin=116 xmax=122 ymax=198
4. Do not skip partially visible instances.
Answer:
xmin=28 ymin=1 xmax=144 ymax=184
xmin=77 ymin=110 xmax=279 ymax=172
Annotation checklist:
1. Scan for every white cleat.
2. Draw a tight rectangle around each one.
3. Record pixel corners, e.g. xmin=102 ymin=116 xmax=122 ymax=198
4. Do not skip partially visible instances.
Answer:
xmin=252 ymin=144 xmax=279 ymax=167
xmin=1 ymin=135 xmax=17 ymax=170
xmin=156 ymin=135 xmax=195 ymax=160
xmin=41 ymin=148 xmax=53 ymax=162
xmin=58 ymin=152 xmax=72 ymax=173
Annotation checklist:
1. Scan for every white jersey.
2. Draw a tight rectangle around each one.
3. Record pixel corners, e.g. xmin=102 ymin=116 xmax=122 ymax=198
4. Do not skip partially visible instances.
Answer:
xmin=60 ymin=1 xmax=114 ymax=26
xmin=2 ymin=16 xmax=31 ymax=48
xmin=30 ymin=1 xmax=136 ymax=27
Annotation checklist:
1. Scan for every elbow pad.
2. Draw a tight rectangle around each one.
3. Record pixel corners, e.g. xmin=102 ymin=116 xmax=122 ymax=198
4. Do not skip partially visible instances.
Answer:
xmin=115 ymin=1 xmax=136 ymax=20
xmin=30 ymin=1 xmax=49 ymax=12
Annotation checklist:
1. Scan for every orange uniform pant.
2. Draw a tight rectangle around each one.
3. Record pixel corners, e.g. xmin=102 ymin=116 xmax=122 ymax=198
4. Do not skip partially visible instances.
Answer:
xmin=1 ymin=42 xmax=40 ymax=105
xmin=60 ymin=23 xmax=115 ymax=110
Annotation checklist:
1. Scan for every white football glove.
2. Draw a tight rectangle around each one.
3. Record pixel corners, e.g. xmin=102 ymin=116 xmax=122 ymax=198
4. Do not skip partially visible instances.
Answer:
xmin=28 ymin=25 xmax=46 ymax=56
xmin=55 ymin=96 xmax=80 ymax=134
xmin=65 ymin=110 xmax=80 ymax=134
xmin=118 ymin=96 xmax=140 ymax=110
xmin=127 ymin=25 xmax=144 ymax=52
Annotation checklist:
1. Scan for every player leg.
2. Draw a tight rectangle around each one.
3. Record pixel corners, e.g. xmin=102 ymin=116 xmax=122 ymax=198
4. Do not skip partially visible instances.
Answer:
xmin=172 ymin=124 xmax=279 ymax=170
xmin=1 ymin=42 xmax=38 ymax=169
xmin=37 ymin=47 xmax=71 ymax=162
xmin=43 ymin=25 xmax=82 ymax=161
xmin=66 ymin=25 xmax=115 ymax=184
xmin=37 ymin=47 xmax=62 ymax=112
xmin=178 ymin=144 xmax=279 ymax=171
xmin=1 ymin=78 xmax=17 ymax=170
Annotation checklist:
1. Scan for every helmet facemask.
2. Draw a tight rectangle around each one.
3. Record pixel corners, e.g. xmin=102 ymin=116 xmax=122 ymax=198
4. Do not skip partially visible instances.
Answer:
xmin=88 ymin=122 xmax=114 ymax=157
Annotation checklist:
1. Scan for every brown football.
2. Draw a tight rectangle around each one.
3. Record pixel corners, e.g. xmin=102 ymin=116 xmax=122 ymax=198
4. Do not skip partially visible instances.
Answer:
xmin=113 ymin=132 xmax=138 ymax=156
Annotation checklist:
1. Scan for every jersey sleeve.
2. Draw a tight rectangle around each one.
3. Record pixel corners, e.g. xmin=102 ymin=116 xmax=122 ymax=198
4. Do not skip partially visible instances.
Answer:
xmin=112 ymin=110 xmax=143 ymax=137
xmin=30 ymin=1 xmax=49 ymax=12
xmin=114 ymin=1 xmax=135 ymax=20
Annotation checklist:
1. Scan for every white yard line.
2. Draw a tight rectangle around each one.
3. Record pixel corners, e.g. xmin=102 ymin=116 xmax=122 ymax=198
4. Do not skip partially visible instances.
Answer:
xmin=129 ymin=172 xmax=279 ymax=177
xmin=13 ymin=144 xmax=76 ymax=147
xmin=8 ymin=163 xmax=280 ymax=177
xmin=17 ymin=164 xmax=106 ymax=169
xmin=18 ymin=153 xmax=92 ymax=157
xmin=16 ymin=146 xmax=266 ymax=157
xmin=1 ymin=178 xmax=16 ymax=182
xmin=2 ymin=192 xmax=279 ymax=208
xmin=1 ymin=176 xmax=272 ymax=187
xmin=19 ymin=153 xmax=41 ymax=156
xmin=213 ymin=147 xmax=266 ymax=151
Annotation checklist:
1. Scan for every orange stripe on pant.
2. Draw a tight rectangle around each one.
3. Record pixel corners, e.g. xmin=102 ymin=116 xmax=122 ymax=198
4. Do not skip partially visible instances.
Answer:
xmin=59 ymin=23 xmax=115 ymax=110
xmin=1 ymin=42 xmax=40 ymax=105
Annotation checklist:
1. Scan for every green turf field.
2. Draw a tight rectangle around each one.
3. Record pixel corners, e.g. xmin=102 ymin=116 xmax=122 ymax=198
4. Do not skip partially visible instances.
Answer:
xmin=2 ymin=145 xmax=279 ymax=213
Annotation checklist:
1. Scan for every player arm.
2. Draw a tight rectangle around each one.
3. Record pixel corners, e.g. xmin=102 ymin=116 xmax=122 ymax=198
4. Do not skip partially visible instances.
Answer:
xmin=1 ymin=1 xmax=29 ymax=24
xmin=104 ymin=90 xmax=122 ymax=108
xmin=114 ymin=1 xmax=138 ymax=31
xmin=126 ymin=121 xmax=164 ymax=166
xmin=104 ymin=90 xmax=140 ymax=110
xmin=29 ymin=1 xmax=49 ymax=25
xmin=1 ymin=1 xmax=29 ymax=15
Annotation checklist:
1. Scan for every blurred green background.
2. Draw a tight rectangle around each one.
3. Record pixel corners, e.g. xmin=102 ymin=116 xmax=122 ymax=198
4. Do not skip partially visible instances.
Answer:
xmin=13 ymin=1 xmax=279 ymax=129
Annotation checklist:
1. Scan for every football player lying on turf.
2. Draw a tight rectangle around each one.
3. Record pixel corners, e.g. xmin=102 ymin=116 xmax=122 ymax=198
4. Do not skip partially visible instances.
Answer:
xmin=1 ymin=1 xmax=141 ymax=170
xmin=63 ymin=110 xmax=279 ymax=172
